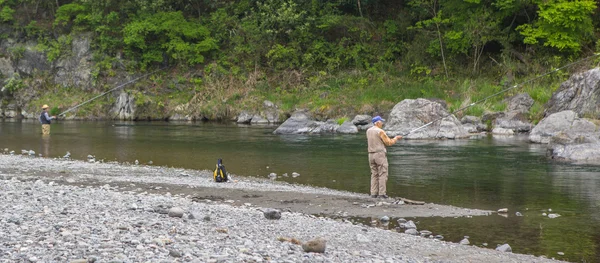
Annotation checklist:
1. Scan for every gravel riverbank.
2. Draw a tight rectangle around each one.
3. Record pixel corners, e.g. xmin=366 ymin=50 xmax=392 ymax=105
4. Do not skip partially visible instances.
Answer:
xmin=0 ymin=155 xmax=563 ymax=262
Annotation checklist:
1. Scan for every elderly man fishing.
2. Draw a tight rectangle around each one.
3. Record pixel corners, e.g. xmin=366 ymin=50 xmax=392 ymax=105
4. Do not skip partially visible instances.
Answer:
xmin=366 ymin=116 xmax=402 ymax=198
xmin=39 ymin=104 xmax=56 ymax=135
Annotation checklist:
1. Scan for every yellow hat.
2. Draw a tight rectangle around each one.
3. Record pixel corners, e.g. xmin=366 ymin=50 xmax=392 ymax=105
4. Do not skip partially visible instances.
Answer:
xmin=42 ymin=104 xmax=49 ymax=109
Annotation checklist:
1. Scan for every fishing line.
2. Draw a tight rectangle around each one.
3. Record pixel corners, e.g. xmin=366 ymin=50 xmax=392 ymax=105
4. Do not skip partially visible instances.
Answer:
xmin=58 ymin=66 xmax=169 ymax=117
xmin=402 ymin=53 xmax=600 ymax=137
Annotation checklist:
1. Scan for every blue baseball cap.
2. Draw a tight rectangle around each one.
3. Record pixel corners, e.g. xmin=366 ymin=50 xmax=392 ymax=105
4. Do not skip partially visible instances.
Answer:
xmin=372 ymin=116 xmax=385 ymax=123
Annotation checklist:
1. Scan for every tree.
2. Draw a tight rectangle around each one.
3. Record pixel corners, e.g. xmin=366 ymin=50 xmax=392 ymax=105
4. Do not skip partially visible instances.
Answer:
xmin=517 ymin=0 xmax=596 ymax=52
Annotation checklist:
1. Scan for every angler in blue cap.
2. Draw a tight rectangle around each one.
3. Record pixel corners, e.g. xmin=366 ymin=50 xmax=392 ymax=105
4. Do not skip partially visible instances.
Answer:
xmin=366 ymin=115 xmax=402 ymax=198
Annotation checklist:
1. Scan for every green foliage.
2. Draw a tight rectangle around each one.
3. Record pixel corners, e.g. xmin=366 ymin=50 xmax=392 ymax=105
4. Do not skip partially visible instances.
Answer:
xmin=3 ymin=73 xmax=24 ymax=93
xmin=517 ymin=0 xmax=597 ymax=52
xmin=123 ymin=11 xmax=217 ymax=68
xmin=54 ymin=3 xmax=87 ymax=28
xmin=36 ymin=35 xmax=73 ymax=62
xmin=7 ymin=46 xmax=25 ymax=61
xmin=49 ymin=107 xmax=60 ymax=116
xmin=0 ymin=6 xmax=14 ymax=22
xmin=336 ymin=116 xmax=349 ymax=125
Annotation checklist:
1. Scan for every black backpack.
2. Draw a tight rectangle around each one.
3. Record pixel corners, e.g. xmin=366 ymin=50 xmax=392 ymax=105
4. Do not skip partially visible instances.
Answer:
xmin=213 ymin=158 xmax=228 ymax=182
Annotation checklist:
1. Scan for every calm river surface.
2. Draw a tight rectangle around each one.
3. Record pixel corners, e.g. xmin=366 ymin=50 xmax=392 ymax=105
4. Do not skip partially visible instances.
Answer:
xmin=2 ymin=120 xmax=600 ymax=262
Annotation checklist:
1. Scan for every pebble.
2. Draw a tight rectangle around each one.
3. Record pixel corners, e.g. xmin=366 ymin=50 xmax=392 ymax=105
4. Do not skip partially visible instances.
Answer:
xmin=496 ymin=244 xmax=512 ymax=253
xmin=168 ymin=207 xmax=184 ymax=218
xmin=263 ymin=208 xmax=282 ymax=220
xmin=302 ymin=238 xmax=326 ymax=253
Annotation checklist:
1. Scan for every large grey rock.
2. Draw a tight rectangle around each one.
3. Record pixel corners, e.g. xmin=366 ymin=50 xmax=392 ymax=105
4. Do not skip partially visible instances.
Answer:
xmin=274 ymin=111 xmax=315 ymax=134
xmin=494 ymin=111 xmax=533 ymax=132
xmin=506 ymin=93 xmax=534 ymax=113
xmin=273 ymin=111 xmax=341 ymax=134
xmin=336 ymin=120 xmax=358 ymax=134
xmin=111 ymin=92 xmax=136 ymax=120
xmin=545 ymin=68 xmax=600 ymax=117
xmin=491 ymin=93 xmax=535 ymax=132
xmin=54 ymin=34 xmax=93 ymax=89
xmin=385 ymin=99 xmax=468 ymax=139
xmin=529 ymin=111 xmax=597 ymax=143
xmin=352 ymin=115 xmax=371 ymax=125
xmin=547 ymin=132 xmax=600 ymax=164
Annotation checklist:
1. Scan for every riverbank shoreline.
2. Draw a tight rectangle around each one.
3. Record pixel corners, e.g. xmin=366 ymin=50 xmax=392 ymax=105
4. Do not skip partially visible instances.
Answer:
xmin=0 ymin=155 xmax=564 ymax=262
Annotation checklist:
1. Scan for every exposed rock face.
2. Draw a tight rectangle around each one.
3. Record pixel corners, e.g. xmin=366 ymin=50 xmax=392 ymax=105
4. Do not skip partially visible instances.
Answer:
xmin=0 ymin=57 xmax=14 ymax=78
xmin=385 ymin=99 xmax=468 ymax=139
xmin=529 ymin=111 xmax=597 ymax=144
xmin=54 ymin=34 xmax=93 ymax=90
xmin=112 ymin=92 xmax=136 ymax=120
xmin=14 ymin=41 xmax=50 ymax=76
xmin=545 ymin=67 xmax=600 ymax=118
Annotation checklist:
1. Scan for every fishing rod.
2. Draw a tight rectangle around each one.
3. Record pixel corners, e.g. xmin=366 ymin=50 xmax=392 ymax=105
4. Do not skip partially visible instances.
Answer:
xmin=402 ymin=53 xmax=600 ymax=137
xmin=58 ymin=66 xmax=168 ymax=117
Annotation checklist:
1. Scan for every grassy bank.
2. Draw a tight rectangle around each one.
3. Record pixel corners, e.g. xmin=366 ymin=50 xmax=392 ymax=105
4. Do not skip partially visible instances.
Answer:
xmin=21 ymin=67 xmax=565 ymax=124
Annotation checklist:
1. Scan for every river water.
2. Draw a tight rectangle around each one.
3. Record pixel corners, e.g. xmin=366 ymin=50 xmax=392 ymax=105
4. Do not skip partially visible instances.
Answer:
xmin=2 ymin=120 xmax=599 ymax=262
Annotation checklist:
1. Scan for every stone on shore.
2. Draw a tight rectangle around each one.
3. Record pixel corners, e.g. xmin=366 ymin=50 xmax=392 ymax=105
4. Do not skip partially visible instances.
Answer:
xmin=405 ymin=229 xmax=419 ymax=235
xmin=496 ymin=244 xmax=512 ymax=253
xmin=385 ymin=98 xmax=469 ymax=139
xmin=352 ymin=115 xmax=371 ymax=125
xmin=302 ymin=238 xmax=326 ymax=253
xmin=168 ymin=207 xmax=184 ymax=218
xmin=336 ymin=120 xmax=359 ymax=134
xmin=263 ymin=208 xmax=282 ymax=220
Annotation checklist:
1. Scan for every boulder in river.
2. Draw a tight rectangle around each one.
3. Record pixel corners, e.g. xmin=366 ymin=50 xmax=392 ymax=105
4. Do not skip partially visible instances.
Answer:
xmin=547 ymin=131 xmax=600 ymax=164
xmin=529 ymin=110 xmax=597 ymax=144
xmin=384 ymin=99 xmax=469 ymax=139
xmin=274 ymin=110 xmax=347 ymax=134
